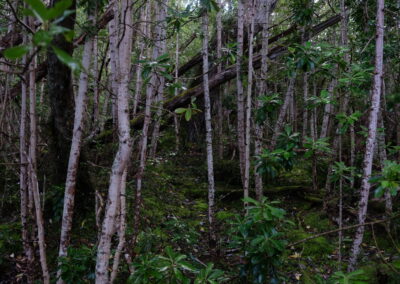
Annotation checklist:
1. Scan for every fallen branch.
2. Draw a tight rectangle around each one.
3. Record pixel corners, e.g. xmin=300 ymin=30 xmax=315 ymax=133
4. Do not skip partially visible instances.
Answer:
xmin=288 ymin=214 xmax=399 ymax=247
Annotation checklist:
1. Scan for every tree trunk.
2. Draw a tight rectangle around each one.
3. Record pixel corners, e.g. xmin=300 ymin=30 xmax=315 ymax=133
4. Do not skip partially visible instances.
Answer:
xmin=348 ymin=0 xmax=385 ymax=271
xmin=149 ymin=1 xmax=168 ymax=159
xmin=110 ymin=169 xmax=127 ymax=283
xmin=270 ymin=76 xmax=296 ymax=149
xmin=254 ymin=0 xmax=271 ymax=200
xmin=244 ymin=0 xmax=256 ymax=204
xmin=19 ymin=29 xmax=34 ymax=282
xmin=216 ymin=0 xmax=223 ymax=159
xmin=95 ymin=0 xmax=133 ymax=281
xmin=236 ymin=0 xmax=246 ymax=182
xmin=28 ymin=37 xmax=50 ymax=283
xmin=57 ymin=21 xmax=94 ymax=283
xmin=47 ymin=0 xmax=76 ymax=185
xmin=201 ymin=8 xmax=217 ymax=249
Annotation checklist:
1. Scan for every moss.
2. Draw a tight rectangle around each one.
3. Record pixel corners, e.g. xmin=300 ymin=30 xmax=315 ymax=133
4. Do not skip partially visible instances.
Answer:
xmin=288 ymin=230 xmax=334 ymax=256
xmin=303 ymin=211 xmax=331 ymax=231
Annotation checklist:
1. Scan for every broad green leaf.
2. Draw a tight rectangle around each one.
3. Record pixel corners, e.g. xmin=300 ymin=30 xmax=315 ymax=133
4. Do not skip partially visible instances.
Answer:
xmin=24 ymin=0 xmax=48 ymax=23
xmin=47 ymin=0 xmax=73 ymax=20
xmin=52 ymin=46 xmax=80 ymax=71
xmin=3 ymin=45 xmax=30 ymax=59
xmin=33 ymin=30 xmax=53 ymax=46
xmin=174 ymin=108 xmax=186 ymax=114
xmin=185 ymin=108 xmax=192 ymax=121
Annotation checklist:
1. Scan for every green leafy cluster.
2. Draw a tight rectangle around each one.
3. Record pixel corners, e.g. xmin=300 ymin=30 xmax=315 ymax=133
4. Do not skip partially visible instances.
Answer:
xmin=58 ymin=245 xmax=96 ymax=283
xmin=370 ymin=160 xmax=400 ymax=198
xmin=128 ymin=246 xmax=226 ymax=284
xmin=4 ymin=0 xmax=80 ymax=71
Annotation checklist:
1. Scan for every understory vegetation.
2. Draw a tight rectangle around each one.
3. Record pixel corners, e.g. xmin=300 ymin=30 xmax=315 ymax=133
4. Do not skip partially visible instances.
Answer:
xmin=0 ymin=0 xmax=400 ymax=283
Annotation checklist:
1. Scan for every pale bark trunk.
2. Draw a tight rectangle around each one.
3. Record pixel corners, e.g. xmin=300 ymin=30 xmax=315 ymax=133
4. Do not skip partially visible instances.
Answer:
xmin=320 ymin=79 xmax=335 ymax=139
xmin=20 ymin=38 xmax=34 ymax=283
xmin=348 ymin=0 xmax=385 ymax=271
xmin=173 ymin=32 xmax=180 ymax=152
xmin=108 ymin=1 xmax=120 ymax=126
xmin=133 ymin=1 xmax=151 ymax=116
xmin=270 ymin=76 xmax=296 ymax=149
xmin=236 ymin=0 xmax=246 ymax=182
xmin=254 ymin=0 xmax=270 ymax=200
xmin=377 ymin=112 xmax=392 ymax=215
xmin=92 ymin=36 xmax=99 ymax=125
xmin=57 ymin=23 xmax=94 ymax=283
xmin=202 ymin=9 xmax=216 ymax=247
xmin=110 ymin=169 xmax=127 ymax=283
xmin=95 ymin=0 xmax=133 ymax=281
xmin=216 ymin=0 xmax=223 ymax=159
xmin=244 ymin=0 xmax=256 ymax=204
xmin=28 ymin=38 xmax=50 ymax=284
xmin=134 ymin=0 xmax=167 ymax=237
xmin=302 ymin=73 xmax=309 ymax=142
xmin=149 ymin=1 xmax=168 ymax=159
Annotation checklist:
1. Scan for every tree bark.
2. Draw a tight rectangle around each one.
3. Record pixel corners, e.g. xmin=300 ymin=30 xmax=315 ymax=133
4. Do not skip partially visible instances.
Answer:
xmin=348 ymin=0 xmax=385 ymax=271
xmin=201 ymin=8 xmax=217 ymax=249
xmin=236 ymin=0 xmax=246 ymax=183
xmin=57 ymin=20 xmax=94 ymax=283
xmin=95 ymin=0 xmax=133 ymax=281
xmin=270 ymin=76 xmax=296 ymax=149
xmin=244 ymin=0 xmax=256 ymax=204
xmin=254 ymin=0 xmax=271 ymax=200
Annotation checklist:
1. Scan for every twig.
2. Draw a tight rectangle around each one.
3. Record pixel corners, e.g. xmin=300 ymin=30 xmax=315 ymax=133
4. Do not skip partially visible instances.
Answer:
xmin=371 ymin=224 xmax=400 ymax=275
xmin=288 ymin=215 xmax=399 ymax=247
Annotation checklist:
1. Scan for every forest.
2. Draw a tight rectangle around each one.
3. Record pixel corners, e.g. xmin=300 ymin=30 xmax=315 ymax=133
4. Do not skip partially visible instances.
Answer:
xmin=0 ymin=0 xmax=399 ymax=283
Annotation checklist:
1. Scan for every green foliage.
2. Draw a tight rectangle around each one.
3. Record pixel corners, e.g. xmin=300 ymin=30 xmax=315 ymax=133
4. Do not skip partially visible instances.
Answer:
xmin=229 ymin=197 xmax=288 ymax=283
xmin=58 ymin=245 xmax=96 ymax=283
xmin=194 ymin=263 xmax=227 ymax=284
xmin=140 ymin=53 xmax=172 ymax=82
xmin=303 ymin=137 xmax=331 ymax=159
xmin=329 ymin=269 xmax=367 ymax=284
xmin=255 ymin=93 xmax=283 ymax=124
xmin=330 ymin=162 xmax=355 ymax=184
xmin=369 ymin=160 xmax=400 ymax=198
xmin=0 ymin=223 xmax=21 ymax=265
xmin=175 ymin=97 xmax=202 ymax=121
xmin=129 ymin=247 xmax=196 ymax=284
xmin=4 ymin=0 xmax=80 ymax=71
xmin=164 ymin=217 xmax=200 ymax=249
xmin=335 ymin=111 xmax=362 ymax=134
xmin=257 ymin=148 xmax=296 ymax=180
xmin=307 ymin=89 xmax=333 ymax=109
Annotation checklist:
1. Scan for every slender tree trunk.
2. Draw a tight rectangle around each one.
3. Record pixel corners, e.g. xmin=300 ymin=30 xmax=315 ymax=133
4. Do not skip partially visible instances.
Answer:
xmin=377 ymin=110 xmax=392 ymax=215
xmin=244 ymin=0 xmax=256 ymax=204
xmin=320 ymin=79 xmax=335 ymax=139
xmin=149 ymin=2 xmax=168 ymax=159
xmin=133 ymin=1 xmax=151 ymax=116
xmin=133 ymin=0 xmax=167 ymax=239
xmin=216 ymin=0 xmax=223 ymax=159
xmin=19 ymin=33 xmax=34 ymax=282
xmin=254 ymin=0 xmax=271 ymax=200
xmin=348 ymin=0 xmax=385 ymax=271
xmin=201 ymin=8 xmax=216 ymax=249
xmin=108 ymin=1 xmax=120 ymax=127
xmin=173 ymin=32 xmax=180 ymax=152
xmin=110 ymin=169 xmax=127 ymax=283
xmin=95 ymin=0 xmax=133 ymax=281
xmin=28 ymin=37 xmax=50 ymax=284
xmin=236 ymin=0 xmax=245 ymax=182
xmin=302 ymin=73 xmax=309 ymax=142
xmin=57 ymin=22 xmax=94 ymax=283
xmin=270 ymin=76 xmax=296 ymax=149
